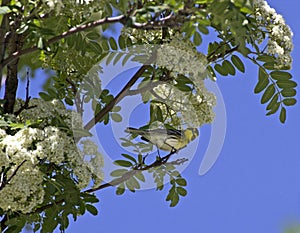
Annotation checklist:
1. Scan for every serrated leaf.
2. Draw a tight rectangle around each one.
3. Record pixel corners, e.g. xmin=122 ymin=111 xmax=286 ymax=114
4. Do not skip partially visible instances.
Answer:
xmin=109 ymin=37 xmax=118 ymax=50
xmin=280 ymin=107 xmax=286 ymax=123
xmin=283 ymin=98 xmax=297 ymax=106
xmin=231 ymin=55 xmax=245 ymax=73
xmin=254 ymin=67 xmax=269 ymax=94
xmin=114 ymin=160 xmax=133 ymax=167
xmin=86 ymin=204 xmax=98 ymax=216
xmin=270 ymin=71 xmax=292 ymax=80
xmin=276 ymin=80 xmax=297 ymax=89
xmin=222 ymin=60 xmax=236 ymax=75
xmin=281 ymin=88 xmax=296 ymax=97
xmin=121 ymin=153 xmax=137 ymax=163
xmin=110 ymin=168 xmax=128 ymax=177
xmin=261 ymin=84 xmax=275 ymax=104
xmin=176 ymin=187 xmax=187 ymax=196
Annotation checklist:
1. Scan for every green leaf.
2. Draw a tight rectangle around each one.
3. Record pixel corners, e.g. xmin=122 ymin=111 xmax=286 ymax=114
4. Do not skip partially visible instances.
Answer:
xmin=193 ymin=31 xmax=202 ymax=46
xmin=176 ymin=187 xmax=187 ymax=196
xmin=101 ymin=40 xmax=110 ymax=51
xmin=254 ymin=67 xmax=269 ymax=94
xmin=214 ymin=64 xmax=228 ymax=76
xmin=261 ymin=84 xmax=275 ymax=104
xmin=105 ymin=52 xmax=116 ymax=65
xmin=121 ymin=153 xmax=137 ymax=163
xmin=122 ymin=53 xmax=132 ymax=66
xmin=114 ymin=160 xmax=133 ymax=167
xmin=39 ymin=92 xmax=52 ymax=101
xmin=276 ymin=80 xmax=297 ymax=89
xmin=72 ymin=128 xmax=92 ymax=137
xmin=170 ymin=192 xmax=179 ymax=207
xmin=222 ymin=60 xmax=236 ymax=75
xmin=0 ymin=6 xmax=11 ymax=15
xmin=110 ymin=169 xmax=128 ymax=177
xmin=116 ymin=183 xmax=125 ymax=195
xmin=86 ymin=32 xmax=100 ymax=40
xmin=266 ymin=102 xmax=280 ymax=116
xmin=231 ymin=55 xmax=245 ymax=73
xmin=111 ymin=113 xmax=122 ymax=122
xmin=109 ymin=37 xmax=118 ymax=50
xmin=257 ymin=54 xmax=275 ymax=63
xmin=113 ymin=53 xmax=124 ymax=65
xmin=281 ymin=88 xmax=296 ymax=97
xmin=270 ymin=71 xmax=292 ymax=80
xmin=280 ymin=107 xmax=287 ymax=123
xmin=198 ymin=24 xmax=209 ymax=34
xmin=86 ymin=204 xmax=98 ymax=216
xmin=175 ymin=178 xmax=187 ymax=186
xmin=283 ymin=98 xmax=297 ymax=106
xmin=134 ymin=172 xmax=145 ymax=182
xmin=266 ymin=93 xmax=278 ymax=110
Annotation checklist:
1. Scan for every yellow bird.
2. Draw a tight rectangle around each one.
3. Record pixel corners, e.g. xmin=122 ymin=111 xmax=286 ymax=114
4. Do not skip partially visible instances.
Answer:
xmin=125 ymin=127 xmax=199 ymax=152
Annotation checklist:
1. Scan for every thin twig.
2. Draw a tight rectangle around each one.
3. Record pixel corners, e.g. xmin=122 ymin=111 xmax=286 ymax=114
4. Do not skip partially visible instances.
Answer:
xmin=84 ymin=52 xmax=157 ymax=131
xmin=0 ymin=160 xmax=27 ymax=191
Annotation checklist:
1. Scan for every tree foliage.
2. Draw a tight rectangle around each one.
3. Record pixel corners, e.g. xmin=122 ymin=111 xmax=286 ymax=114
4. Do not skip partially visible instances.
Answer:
xmin=0 ymin=0 xmax=296 ymax=232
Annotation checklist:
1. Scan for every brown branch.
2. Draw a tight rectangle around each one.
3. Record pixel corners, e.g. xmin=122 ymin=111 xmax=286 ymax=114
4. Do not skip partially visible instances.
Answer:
xmin=85 ymin=149 xmax=179 ymax=193
xmin=0 ymin=15 xmax=127 ymax=70
xmin=84 ymin=53 xmax=156 ymax=131
xmin=14 ymin=70 xmax=32 ymax=116
xmin=0 ymin=160 xmax=27 ymax=191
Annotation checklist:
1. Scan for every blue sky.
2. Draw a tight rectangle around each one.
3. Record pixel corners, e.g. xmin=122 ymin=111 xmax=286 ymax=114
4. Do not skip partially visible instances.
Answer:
xmin=66 ymin=1 xmax=300 ymax=232
xmin=9 ymin=0 xmax=300 ymax=232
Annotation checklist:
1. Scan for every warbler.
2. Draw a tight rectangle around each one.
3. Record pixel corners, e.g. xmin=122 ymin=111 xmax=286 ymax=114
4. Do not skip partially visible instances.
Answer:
xmin=125 ymin=127 xmax=199 ymax=152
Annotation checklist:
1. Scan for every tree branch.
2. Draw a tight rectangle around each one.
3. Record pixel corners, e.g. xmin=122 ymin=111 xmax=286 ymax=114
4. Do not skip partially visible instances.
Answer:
xmin=0 ymin=160 xmax=27 ymax=191
xmin=0 ymin=15 xmax=127 ymax=70
xmin=84 ymin=53 xmax=156 ymax=131
xmin=85 ymin=149 xmax=181 ymax=193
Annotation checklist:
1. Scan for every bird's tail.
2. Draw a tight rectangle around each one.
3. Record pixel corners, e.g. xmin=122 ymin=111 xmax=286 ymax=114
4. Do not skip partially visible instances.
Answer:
xmin=125 ymin=127 xmax=143 ymax=134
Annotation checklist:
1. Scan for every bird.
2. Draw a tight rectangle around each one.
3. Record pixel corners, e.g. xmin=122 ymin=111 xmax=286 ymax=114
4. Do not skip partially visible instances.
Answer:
xmin=125 ymin=127 xmax=199 ymax=152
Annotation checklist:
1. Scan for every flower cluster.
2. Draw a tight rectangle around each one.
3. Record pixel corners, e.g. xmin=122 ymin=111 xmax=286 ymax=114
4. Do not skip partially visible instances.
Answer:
xmin=153 ymin=82 xmax=215 ymax=128
xmin=156 ymin=34 xmax=208 ymax=86
xmin=254 ymin=0 xmax=293 ymax=69
xmin=0 ymin=99 xmax=104 ymax=213
xmin=153 ymin=34 xmax=215 ymax=128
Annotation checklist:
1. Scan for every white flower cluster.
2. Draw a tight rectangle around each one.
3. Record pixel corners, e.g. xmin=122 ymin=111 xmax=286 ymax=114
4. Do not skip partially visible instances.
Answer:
xmin=153 ymin=82 xmax=216 ymax=128
xmin=254 ymin=0 xmax=293 ymax=69
xmin=0 ymin=100 xmax=104 ymax=213
xmin=152 ymin=34 xmax=215 ymax=127
xmin=156 ymin=34 xmax=208 ymax=85
xmin=17 ymin=98 xmax=82 ymax=129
